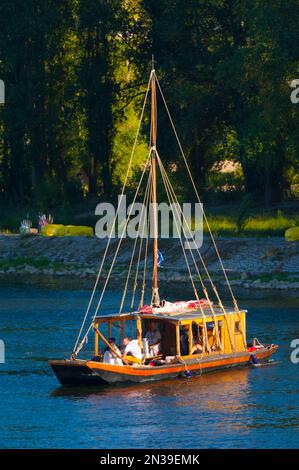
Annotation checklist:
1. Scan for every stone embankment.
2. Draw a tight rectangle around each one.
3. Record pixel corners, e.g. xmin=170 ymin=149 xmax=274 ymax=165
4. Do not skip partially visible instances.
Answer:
xmin=0 ymin=234 xmax=298 ymax=296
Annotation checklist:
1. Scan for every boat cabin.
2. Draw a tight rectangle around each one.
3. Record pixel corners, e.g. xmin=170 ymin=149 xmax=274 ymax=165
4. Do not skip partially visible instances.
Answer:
xmin=93 ymin=307 xmax=247 ymax=363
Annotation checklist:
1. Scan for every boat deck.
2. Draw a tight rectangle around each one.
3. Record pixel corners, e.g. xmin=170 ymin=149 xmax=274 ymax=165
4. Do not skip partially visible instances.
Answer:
xmin=94 ymin=306 xmax=247 ymax=323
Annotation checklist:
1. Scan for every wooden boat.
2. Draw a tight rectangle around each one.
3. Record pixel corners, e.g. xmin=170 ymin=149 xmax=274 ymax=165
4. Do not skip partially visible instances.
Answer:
xmin=49 ymin=62 xmax=278 ymax=386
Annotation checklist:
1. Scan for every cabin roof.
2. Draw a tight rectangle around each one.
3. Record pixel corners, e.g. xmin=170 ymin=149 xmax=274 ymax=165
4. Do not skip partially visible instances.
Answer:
xmin=94 ymin=306 xmax=246 ymax=323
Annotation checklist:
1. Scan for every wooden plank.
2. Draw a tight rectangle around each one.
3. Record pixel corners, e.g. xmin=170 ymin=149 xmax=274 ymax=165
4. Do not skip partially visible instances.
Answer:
xmin=136 ymin=316 xmax=142 ymax=347
xmin=188 ymin=323 xmax=193 ymax=355
xmin=176 ymin=324 xmax=181 ymax=356
xmin=94 ymin=329 xmax=98 ymax=356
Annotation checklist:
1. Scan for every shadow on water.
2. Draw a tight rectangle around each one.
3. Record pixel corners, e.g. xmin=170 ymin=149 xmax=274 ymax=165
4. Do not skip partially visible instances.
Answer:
xmin=50 ymin=367 xmax=252 ymax=401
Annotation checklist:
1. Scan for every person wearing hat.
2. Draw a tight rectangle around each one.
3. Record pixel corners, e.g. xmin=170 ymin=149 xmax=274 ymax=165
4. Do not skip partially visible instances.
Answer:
xmin=103 ymin=337 xmax=123 ymax=365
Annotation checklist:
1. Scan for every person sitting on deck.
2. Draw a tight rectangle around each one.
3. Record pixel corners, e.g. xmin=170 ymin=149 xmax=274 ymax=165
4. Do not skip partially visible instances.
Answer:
xmin=180 ymin=325 xmax=190 ymax=356
xmin=191 ymin=323 xmax=203 ymax=354
xmin=145 ymin=322 xmax=161 ymax=356
xmin=122 ymin=337 xmax=142 ymax=364
xmin=103 ymin=337 xmax=123 ymax=365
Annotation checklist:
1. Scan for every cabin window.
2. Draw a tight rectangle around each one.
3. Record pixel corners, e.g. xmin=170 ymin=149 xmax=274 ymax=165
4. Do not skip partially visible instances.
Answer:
xmin=235 ymin=321 xmax=241 ymax=333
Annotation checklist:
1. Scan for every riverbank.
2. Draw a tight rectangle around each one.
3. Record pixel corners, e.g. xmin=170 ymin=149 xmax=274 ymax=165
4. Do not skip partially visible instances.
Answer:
xmin=0 ymin=234 xmax=298 ymax=298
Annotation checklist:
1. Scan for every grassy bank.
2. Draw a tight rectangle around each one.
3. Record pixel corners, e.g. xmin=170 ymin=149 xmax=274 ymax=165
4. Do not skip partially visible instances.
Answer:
xmin=205 ymin=211 xmax=299 ymax=237
xmin=0 ymin=201 xmax=298 ymax=237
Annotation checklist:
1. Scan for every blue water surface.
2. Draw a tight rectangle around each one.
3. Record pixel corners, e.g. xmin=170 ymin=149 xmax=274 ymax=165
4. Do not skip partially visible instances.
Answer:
xmin=0 ymin=284 xmax=298 ymax=449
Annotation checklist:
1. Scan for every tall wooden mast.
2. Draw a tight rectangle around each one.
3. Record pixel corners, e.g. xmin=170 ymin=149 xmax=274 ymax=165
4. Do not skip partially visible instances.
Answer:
xmin=150 ymin=60 xmax=160 ymax=306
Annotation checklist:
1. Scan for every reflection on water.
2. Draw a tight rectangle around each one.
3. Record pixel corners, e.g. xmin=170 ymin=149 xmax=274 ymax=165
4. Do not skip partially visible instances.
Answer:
xmin=0 ymin=285 xmax=298 ymax=448
xmin=51 ymin=367 xmax=250 ymax=401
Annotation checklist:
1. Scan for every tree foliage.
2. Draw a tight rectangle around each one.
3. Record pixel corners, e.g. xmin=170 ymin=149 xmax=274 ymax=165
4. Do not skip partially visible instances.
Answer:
xmin=0 ymin=0 xmax=298 ymax=211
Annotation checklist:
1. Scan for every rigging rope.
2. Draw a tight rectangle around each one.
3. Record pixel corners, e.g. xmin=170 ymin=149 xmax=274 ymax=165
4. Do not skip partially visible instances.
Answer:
xmin=74 ymin=151 xmax=152 ymax=356
xmin=156 ymin=153 xmax=225 ymax=351
xmin=155 ymin=73 xmax=245 ymax=349
xmin=157 ymin=155 xmax=211 ymax=353
xmin=72 ymin=73 xmax=153 ymax=355
xmin=119 ymin=164 xmax=152 ymax=313
xmin=138 ymin=180 xmax=152 ymax=309
xmin=130 ymin=167 xmax=152 ymax=309
xmin=73 ymin=69 xmax=246 ymax=359
xmin=155 ymin=73 xmax=240 ymax=313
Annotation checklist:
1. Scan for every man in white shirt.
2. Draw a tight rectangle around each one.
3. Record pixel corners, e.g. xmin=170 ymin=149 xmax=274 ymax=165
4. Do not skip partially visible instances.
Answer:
xmin=145 ymin=322 xmax=161 ymax=356
xmin=122 ymin=337 xmax=142 ymax=363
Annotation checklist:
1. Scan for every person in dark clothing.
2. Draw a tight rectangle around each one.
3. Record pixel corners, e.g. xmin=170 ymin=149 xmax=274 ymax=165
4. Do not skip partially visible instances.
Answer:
xmin=180 ymin=325 xmax=190 ymax=356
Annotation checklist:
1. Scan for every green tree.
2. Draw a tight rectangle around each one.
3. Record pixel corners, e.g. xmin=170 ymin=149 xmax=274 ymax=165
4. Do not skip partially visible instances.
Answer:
xmin=216 ymin=0 xmax=299 ymax=204
xmin=139 ymin=0 xmax=238 ymax=199
xmin=140 ymin=0 xmax=299 ymax=204
xmin=0 ymin=0 xmax=80 ymax=206
xmin=77 ymin=0 xmax=127 ymax=198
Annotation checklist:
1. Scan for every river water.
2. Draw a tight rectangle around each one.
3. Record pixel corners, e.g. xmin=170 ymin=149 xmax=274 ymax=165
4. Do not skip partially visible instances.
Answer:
xmin=0 ymin=284 xmax=298 ymax=448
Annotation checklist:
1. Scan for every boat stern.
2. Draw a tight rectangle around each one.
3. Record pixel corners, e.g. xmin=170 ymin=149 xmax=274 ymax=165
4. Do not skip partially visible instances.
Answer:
xmin=49 ymin=359 xmax=109 ymax=386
